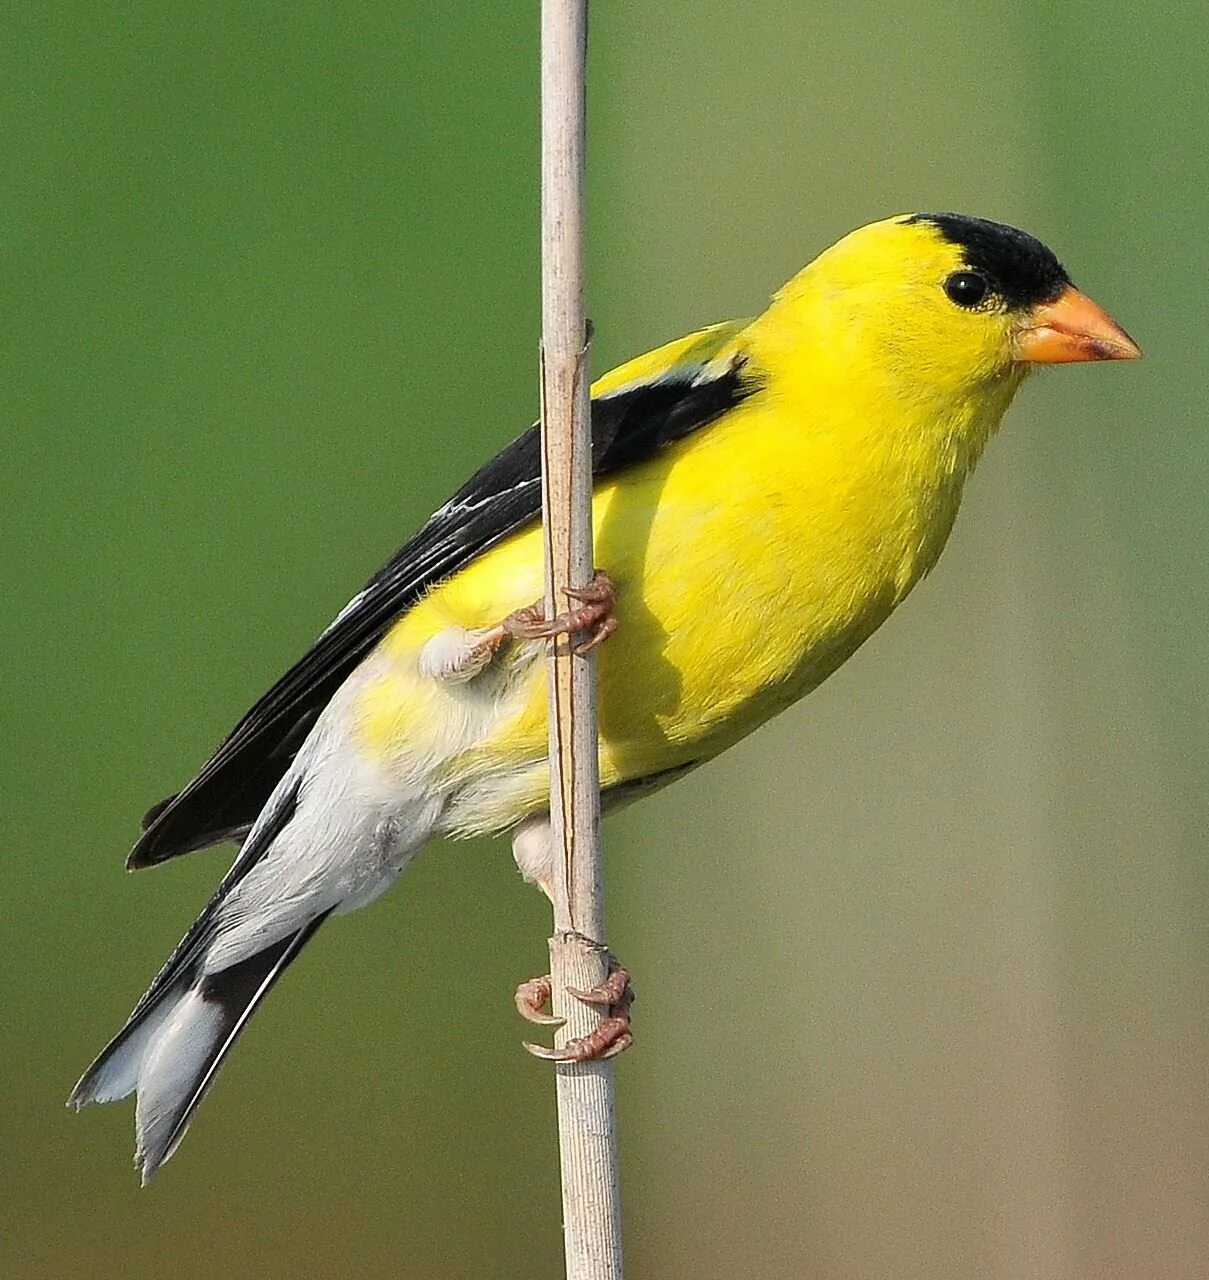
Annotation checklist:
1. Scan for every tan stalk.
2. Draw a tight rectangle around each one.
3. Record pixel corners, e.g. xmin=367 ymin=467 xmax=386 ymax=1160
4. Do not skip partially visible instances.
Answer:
xmin=538 ymin=2 xmax=624 ymax=1277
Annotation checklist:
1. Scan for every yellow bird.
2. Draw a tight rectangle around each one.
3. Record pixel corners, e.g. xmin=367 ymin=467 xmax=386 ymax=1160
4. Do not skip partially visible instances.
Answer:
xmin=70 ymin=212 xmax=1139 ymax=1181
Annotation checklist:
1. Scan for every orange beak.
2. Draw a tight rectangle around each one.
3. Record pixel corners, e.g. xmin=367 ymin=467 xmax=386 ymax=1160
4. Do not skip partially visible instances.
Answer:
xmin=1013 ymin=285 xmax=1141 ymax=364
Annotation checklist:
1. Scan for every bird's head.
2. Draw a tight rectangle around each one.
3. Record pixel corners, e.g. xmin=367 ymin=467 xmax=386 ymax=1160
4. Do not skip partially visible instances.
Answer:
xmin=766 ymin=212 xmax=1140 ymax=407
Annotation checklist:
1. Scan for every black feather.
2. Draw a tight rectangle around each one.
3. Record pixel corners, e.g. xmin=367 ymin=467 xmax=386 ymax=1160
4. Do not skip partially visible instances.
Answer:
xmin=73 ymin=781 xmax=300 ymax=1108
xmin=137 ymin=911 xmax=330 ymax=1183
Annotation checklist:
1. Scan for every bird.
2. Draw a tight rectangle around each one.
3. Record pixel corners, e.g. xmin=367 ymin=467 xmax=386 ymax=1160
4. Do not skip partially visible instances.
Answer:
xmin=69 ymin=212 xmax=1139 ymax=1183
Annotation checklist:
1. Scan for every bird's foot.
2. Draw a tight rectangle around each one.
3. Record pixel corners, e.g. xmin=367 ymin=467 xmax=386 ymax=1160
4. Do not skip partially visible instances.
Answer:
xmin=418 ymin=571 xmax=617 ymax=683
xmin=503 ymin=569 xmax=618 ymax=656
xmin=519 ymin=962 xmax=634 ymax=1062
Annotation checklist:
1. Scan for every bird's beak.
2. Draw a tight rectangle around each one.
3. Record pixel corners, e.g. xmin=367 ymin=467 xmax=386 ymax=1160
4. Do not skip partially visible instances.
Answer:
xmin=1013 ymin=285 xmax=1141 ymax=364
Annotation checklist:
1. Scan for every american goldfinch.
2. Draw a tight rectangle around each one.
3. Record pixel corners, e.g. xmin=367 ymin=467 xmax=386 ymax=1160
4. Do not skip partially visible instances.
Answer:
xmin=70 ymin=212 xmax=1139 ymax=1182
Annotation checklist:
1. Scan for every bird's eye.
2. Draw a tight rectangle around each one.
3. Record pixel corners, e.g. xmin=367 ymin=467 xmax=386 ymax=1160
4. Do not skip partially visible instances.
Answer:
xmin=943 ymin=271 xmax=991 ymax=309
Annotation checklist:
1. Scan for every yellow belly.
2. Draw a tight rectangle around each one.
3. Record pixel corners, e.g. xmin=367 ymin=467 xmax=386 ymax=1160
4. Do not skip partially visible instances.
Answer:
xmin=353 ymin=394 xmax=965 ymax=836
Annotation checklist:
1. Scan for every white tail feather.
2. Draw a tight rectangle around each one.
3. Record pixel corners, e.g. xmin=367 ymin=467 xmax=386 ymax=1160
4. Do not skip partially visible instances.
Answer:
xmin=71 ymin=996 xmax=179 ymax=1106
xmin=133 ymin=988 xmax=226 ymax=1181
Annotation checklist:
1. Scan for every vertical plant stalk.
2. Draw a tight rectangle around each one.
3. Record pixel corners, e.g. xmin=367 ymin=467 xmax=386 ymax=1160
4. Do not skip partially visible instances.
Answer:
xmin=539 ymin=2 xmax=624 ymax=1278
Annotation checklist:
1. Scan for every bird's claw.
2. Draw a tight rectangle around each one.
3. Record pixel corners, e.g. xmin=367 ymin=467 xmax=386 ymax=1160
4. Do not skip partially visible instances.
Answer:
xmin=503 ymin=570 xmax=618 ymax=655
xmin=514 ymin=974 xmax=565 ymax=1027
xmin=522 ymin=1018 xmax=634 ymax=1063
xmin=519 ymin=964 xmax=634 ymax=1063
xmin=566 ymin=965 xmax=631 ymax=1007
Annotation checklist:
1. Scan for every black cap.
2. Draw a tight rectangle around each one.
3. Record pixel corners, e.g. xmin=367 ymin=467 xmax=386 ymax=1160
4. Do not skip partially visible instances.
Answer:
xmin=907 ymin=212 xmax=1070 ymax=310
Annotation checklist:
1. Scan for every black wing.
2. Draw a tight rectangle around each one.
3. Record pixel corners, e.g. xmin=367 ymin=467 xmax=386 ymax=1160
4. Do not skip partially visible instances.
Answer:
xmin=128 ymin=356 xmax=757 ymax=869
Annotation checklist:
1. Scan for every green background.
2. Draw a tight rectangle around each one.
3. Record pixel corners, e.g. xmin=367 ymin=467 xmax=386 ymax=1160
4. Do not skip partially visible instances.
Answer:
xmin=5 ymin=3 xmax=1205 ymax=1277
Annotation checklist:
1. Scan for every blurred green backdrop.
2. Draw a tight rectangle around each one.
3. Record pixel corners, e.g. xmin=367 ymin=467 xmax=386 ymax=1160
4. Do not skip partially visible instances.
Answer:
xmin=4 ymin=3 xmax=1205 ymax=1277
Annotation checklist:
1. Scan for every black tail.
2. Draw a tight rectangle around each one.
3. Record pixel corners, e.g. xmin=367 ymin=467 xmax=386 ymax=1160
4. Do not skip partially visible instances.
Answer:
xmin=131 ymin=914 xmax=329 ymax=1183
xmin=69 ymin=781 xmax=327 ymax=1182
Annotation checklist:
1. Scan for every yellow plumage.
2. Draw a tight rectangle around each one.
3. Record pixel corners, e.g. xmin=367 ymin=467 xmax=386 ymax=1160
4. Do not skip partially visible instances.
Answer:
xmin=355 ymin=216 xmax=1032 ymax=833
xmin=74 ymin=211 xmax=1139 ymax=1179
